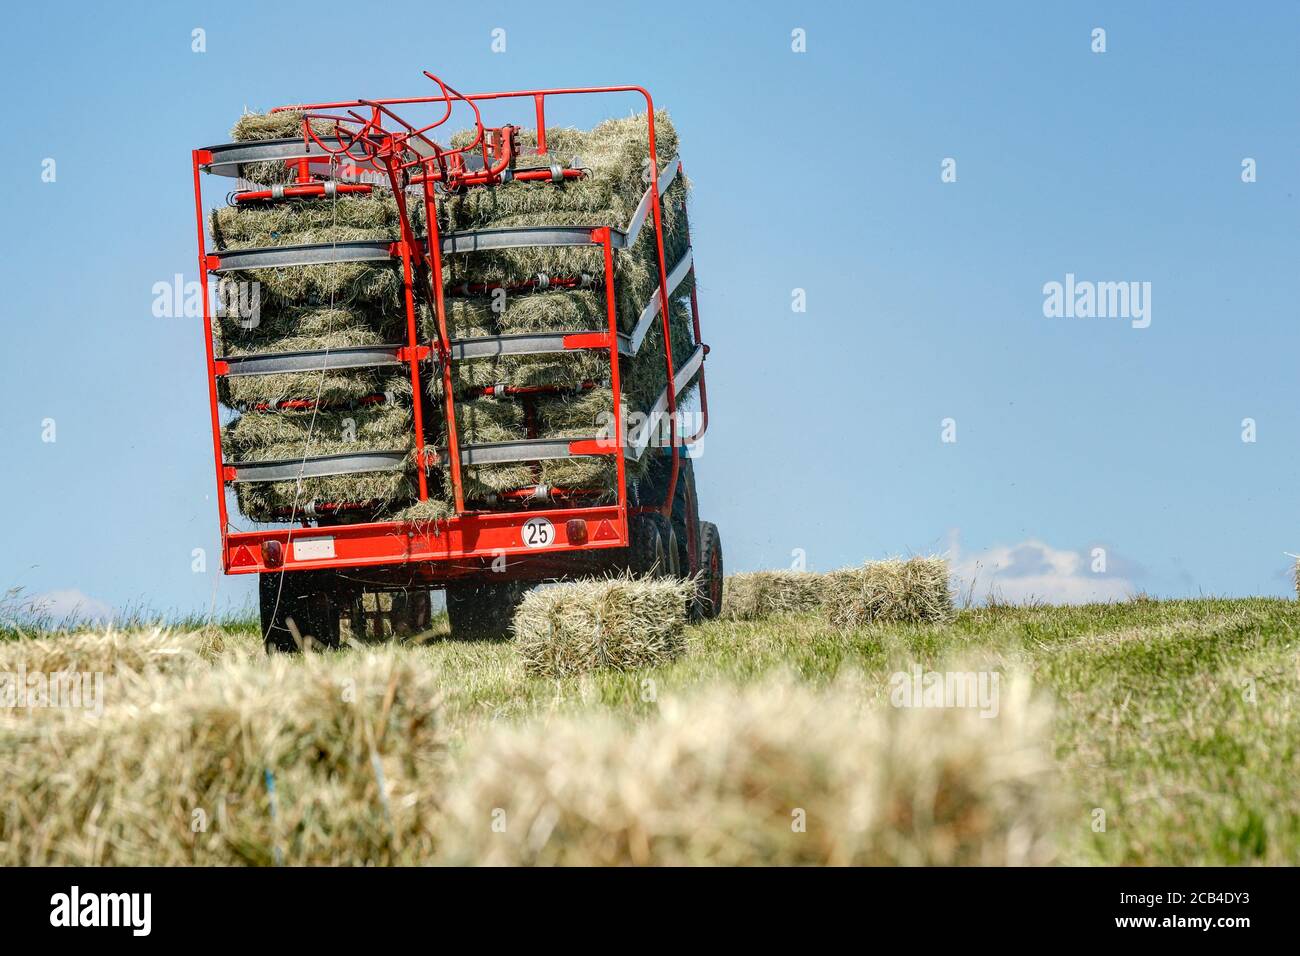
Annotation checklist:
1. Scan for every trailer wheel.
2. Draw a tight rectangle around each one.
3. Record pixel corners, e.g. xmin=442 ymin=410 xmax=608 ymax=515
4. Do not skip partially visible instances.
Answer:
xmin=446 ymin=581 xmax=528 ymax=641
xmin=660 ymin=520 xmax=682 ymax=578
xmin=669 ymin=457 xmax=698 ymax=577
xmin=629 ymin=513 xmax=671 ymax=577
xmin=259 ymin=571 xmax=342 ymax=653
xmin=694 ymin=521 xmax=724 ymax=620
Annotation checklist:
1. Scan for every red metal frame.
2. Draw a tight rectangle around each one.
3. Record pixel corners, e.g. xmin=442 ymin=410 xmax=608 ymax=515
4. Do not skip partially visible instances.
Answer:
xmin=192 ymin=76 xmax=711 ymax=578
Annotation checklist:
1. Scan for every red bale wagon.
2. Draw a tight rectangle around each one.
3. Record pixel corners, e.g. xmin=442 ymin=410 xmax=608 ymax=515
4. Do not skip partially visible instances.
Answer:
xmin=190 ymin=73 xmax=722 ymax=649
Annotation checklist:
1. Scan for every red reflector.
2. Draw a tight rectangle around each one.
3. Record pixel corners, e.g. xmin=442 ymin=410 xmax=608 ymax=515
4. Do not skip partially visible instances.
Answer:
xmin=230 ymin=545 xmax=257 ymax=568
xmin=566 ymin=519 xmax=588 ymax=545
xmin=592 ymin=519 xmax=619 ymax=542
xmin=261 ymin=540 xmax=284 ymax=567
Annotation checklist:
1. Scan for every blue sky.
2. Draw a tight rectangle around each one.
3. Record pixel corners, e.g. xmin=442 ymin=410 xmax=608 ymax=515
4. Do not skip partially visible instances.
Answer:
xmin=1 ymin=0 xmax=1297 ymax=618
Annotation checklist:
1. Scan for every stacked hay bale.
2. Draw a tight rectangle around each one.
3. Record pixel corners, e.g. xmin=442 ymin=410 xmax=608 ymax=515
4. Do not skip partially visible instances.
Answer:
xmin=432 ymin=112 xmax=698 ymax=503
xmin=212 ymin=110 xmax=696 ymax=522
xmin=212 ymin=112 xmax=429 ymax=522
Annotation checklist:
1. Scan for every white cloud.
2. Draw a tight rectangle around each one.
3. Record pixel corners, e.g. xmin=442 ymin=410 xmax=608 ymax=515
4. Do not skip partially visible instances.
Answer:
xmin=27 ymin=589 xmax=115 ymax=623
xmin=945 ymin=531 xmax=1137 ymax=606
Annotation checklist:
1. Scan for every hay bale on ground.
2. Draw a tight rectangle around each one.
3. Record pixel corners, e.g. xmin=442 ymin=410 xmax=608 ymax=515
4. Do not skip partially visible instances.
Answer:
xmin=438 ymin=676 xmax=1057 ymax=865
xmin=0 ymin=653 xmax=444 ymax=865
xmin=822 ymin=557 xmax=954 ymax=628
xmin=0 ymin=628 xmax=203 ymax=680
xmin=514 ymin=577 xmax=692 ymax=678
xmin=722 ymin=571 xmax=829 ymax=621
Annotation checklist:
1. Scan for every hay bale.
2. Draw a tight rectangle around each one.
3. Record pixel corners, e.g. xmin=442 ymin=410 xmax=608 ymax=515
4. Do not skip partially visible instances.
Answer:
xmin=224 ymin=406 xmax=413 ymax=461
xmin=447 ymin=112 xmax=681 ymax=227
xmin=0 ymin=628 xmax=203 ymax=680
xmin=443 ymin=178 xmax=690 ymax=329
xmin=442 ymin=112 xmax=691 ymax=335
xmin=822 ymin=557 xmax=954 ymax=628
xmin=209 ymin=195 xmax=407 ymax=249
xmin=514 ymin=577 xmax=692 ymax=678
xmin=230 ymin=109 xmax=330 ymax=142
xmin=722 ymin=571 xmax=828 ymax=621
xmin=223 ymin=406 xmax=417 ymax=519
xmin=438 ymin=676 xmax=1057 ymax=865
xmin=218 ymin=369 xmax=411 ymax=411
xmin=229 ymin=110 xmax=338 ymax=185
xmin=0 ymin=652 xmax=444 ymax=865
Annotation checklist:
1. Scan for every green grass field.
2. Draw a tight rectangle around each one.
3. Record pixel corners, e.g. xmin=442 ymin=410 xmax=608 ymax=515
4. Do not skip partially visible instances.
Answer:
xmin=3 ymin=593 xmax=1297 ymax=865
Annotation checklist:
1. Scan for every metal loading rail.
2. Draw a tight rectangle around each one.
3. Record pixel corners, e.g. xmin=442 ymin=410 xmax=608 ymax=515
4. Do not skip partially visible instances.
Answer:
xmin=192 ymin=78 xmax=711 ymax=577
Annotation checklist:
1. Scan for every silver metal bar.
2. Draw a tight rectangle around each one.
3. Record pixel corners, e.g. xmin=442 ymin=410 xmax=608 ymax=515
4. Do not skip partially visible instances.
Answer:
xmin=624 ymin=248 xmax=694 ymax=354
xmin=451 ymin=332 xmax=598 ymax=361
xmin=623 ymin=157 xmax=682 ymax=247
xmin=221 ymin=345 xmax=405 ymax=377
xmin=459 ymin=438 xmax=604 ymax=466
xmin=202 ymin=136 xmax=377 ymax=178
xmin=209 ymin=240 xmax=395 ymax=272
xmin=444 ymin=248 xmax=692 ymax=362
xmin=229 ymin=450 xmax=408 ymax=483
xmin=625 ymin=344 xmax=706 ymax=462
xmin=440 ymin=225 xmax=626 ymax=254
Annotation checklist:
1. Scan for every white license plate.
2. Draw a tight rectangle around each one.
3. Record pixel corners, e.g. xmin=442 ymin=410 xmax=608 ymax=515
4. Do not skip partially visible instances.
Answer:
xmin=292 ymin=536 xmax=336 ymax=560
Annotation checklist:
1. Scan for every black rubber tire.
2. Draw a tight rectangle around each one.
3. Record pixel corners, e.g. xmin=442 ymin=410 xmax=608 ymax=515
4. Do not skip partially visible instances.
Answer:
xmin=694 ymin=521 xmax=724 ymax=620
xmin=259 ymin=571 xmax=342 ymax=653
xmin=446 ymin=581 xmax=529 ymax=641
xmin=628 ymin=513 xmax=668 ymax=577
xmin=661 ymin=522 xmax=682 ymax=579
xmin=669 ymin=458 xmax=697 ymax=576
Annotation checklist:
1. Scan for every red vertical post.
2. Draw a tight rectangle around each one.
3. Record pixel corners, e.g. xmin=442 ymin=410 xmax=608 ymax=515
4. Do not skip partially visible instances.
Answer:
xmin=534 ymin=94 xmax=547 ymax=155
xmin=644 ymin=114 xmax=680 ymax=517
xmin=383 ymin=154 xmax=430 ymax=501
xmin=685 ymin=280 xmax=708 ymax=443
xmin=598 ymin=228 xmax=627 ymax=542
xmin=192 ymin=151 xmax=232 ymax=564
xmin=423 ymin=166 xmax=466 ymax=513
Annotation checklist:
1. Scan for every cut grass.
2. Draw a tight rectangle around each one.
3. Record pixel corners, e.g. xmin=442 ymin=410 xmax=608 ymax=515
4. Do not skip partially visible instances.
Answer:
xmin=4 ymin=594 xmax=1295 ymax=864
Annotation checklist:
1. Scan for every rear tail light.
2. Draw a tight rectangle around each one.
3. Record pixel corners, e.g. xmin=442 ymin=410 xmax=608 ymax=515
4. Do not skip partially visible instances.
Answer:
xmin=566 ymin=519 xmax=589 ymax=545
xmin=261 ymin=540 xmax=284 ymax=567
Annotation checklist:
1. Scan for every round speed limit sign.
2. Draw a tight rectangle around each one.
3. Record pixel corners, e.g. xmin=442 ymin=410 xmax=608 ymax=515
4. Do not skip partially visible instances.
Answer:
xmin=521 ymin=516 xmax=555 ymax=549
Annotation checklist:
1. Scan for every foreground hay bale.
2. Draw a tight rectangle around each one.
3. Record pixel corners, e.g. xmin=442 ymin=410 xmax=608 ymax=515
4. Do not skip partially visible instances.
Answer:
xmin=0 ymin=653 xmax=444 ymax=865
xmin=439 ymin=677 xmax=1057 ymax=865
xmin=722 ymin=571 xmax=828 ymax=621
xmin=822 ymin=557 xmax=954 ymax=628
xmin=0 ymin=628 xmax=204 ymax=679
xmin=514 ymin=577 xmax=692 ymax=678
